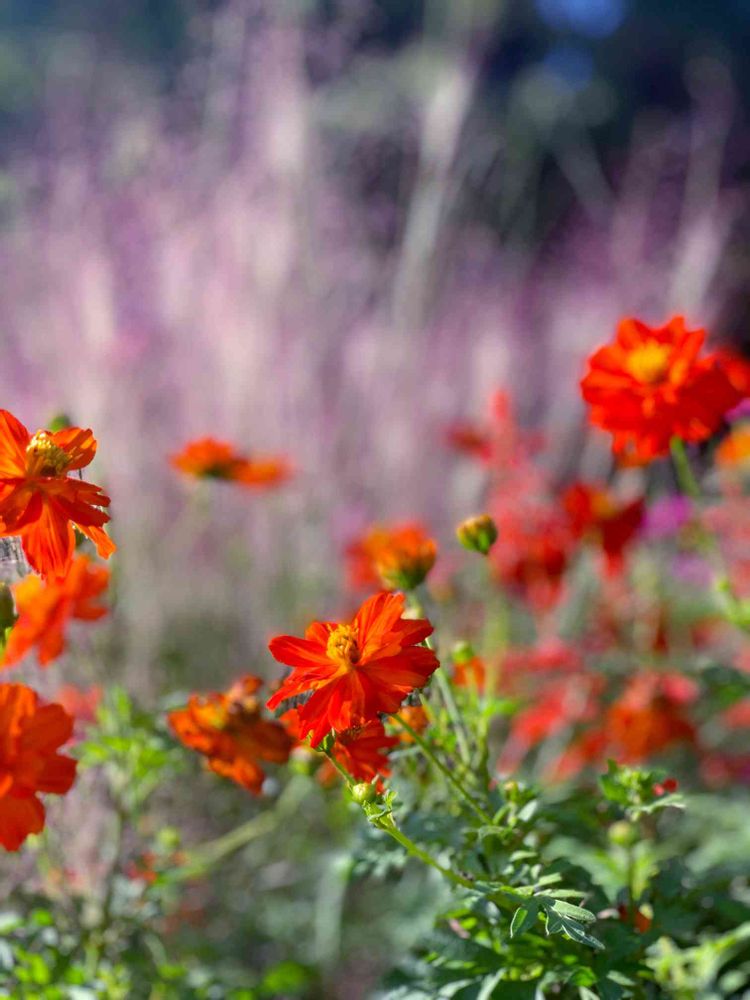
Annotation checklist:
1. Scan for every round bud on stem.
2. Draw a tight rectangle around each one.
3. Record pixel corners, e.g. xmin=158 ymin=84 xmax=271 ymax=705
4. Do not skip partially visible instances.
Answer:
xmin=0 ymin=583 xmax=16 ymax=632
xmin=351 ymin=782 xmax=378 ymax=805
xmin=456 ymin=514 xmax=498 ymax=556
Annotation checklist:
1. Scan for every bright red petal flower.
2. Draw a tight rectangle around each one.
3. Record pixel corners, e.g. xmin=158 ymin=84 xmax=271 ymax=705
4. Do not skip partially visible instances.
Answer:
xmin=169 ymin=674 xmax=293 ymax=794
xmin=170 ymin=437 xmax=291 ymax=489
xmin=563 ymin=482 xmax=643 ymax=572
xmin=0 ymin=411 xmax=115 ymax=581
xmin=329 ymin=720 xmax=399 ymax=787
xmin=2 ymin=556 xmax=109 ymax=668
xmin=267 ymin=591 xmax=440 ymax=746
xmin=0 ymin=683 xmax=76 ymax=851
xmin=581 ymin=317 xmax=744 ymax=462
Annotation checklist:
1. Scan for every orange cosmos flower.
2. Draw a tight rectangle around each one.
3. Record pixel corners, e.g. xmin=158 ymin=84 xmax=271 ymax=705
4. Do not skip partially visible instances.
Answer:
xmin=345 ymin=522 xmax=437 ymax=591
xmin=453 ymin=654 xmax=487 ymax=691
xmin=393 ymin=704 xmax=429 ymax=743
xmin=581 ymin=316 xmax=744 ymax=462
xmin=267 ymin=591 xmax=439 ymax=746
xmin=0 ymin=683 xmax=76 ymax=851
xmin=606 ymin=672 xmax=697 ymax=763
xmin=0 ymin=411 xmax=115 ymax=581
xmin=324 ymin=720 xmax=398 ymax=787
xmin=563 ymin=482 xmax=643 ymax=572
xmin=2 ymin=556 xmax=109 ymax=668
xmin=716 ymin=423 xmax=750 ymax=470
xmin=170 ymin=437 xmax=291 ymax=489
xmin=169 ymin=675 xmax=293 ymax=794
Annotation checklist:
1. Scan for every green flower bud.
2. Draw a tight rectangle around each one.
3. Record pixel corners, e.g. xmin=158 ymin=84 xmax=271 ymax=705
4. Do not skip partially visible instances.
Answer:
xmin=351 ymin=782 xmax=378 ymax=805
xmin=0 ymin=583 xmax=16 ymax=632
xmin=608 ymin=820 xmax=638 ymax=847
xmin=456 ymin=514 xmax=498 ymax=556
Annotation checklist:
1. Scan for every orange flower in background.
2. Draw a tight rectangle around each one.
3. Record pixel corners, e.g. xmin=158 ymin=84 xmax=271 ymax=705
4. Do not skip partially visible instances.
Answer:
xmin=267 ymin=591 xmax=439 ymax=746
xmin=345 ymin=522 xmax=437 ymax=591
xmin=446 ymin=390 xmax=544 ymax=470
xmin=0 ymin=683 xmax=76 ymax=851
xmin=2 ymin=556 xmax=109 ymax=668
xmin=606 ymin=672 xmax=697 ymax=763
xmin=393 ymin=704 xmax=429 ymax=742
xmin=581 ymin=317 xmax=744 ymax=462
xmin=563 ymin=482 xmax=643 ymax=571
xmin=453 ymin=654 xmax=487 ymax=691
xmin=323 ymin=721 xmax=399 ymax=788
xmin=169 ymin=675 xmax=293 ymax=794
xmin=716 ymin=423 xmax=750 ymax=470
xmin=170 ymin=437 xmax=291 ymax=489
xmin=0 ymin=411 xmax=115 ymax=581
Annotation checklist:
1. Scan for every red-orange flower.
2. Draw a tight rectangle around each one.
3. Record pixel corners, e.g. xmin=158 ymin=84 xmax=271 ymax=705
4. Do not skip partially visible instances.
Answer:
xmin=0 ymin=683 xmax=76 ymax=851
xmin=393 ymin=704 xmax=429 ymax=743
xmin=345 ymin=522 xmax=437 ymax=591
xmin=170 ymin=437 xmax=291 ymax=489
xmin=605 ymin=672 xmax=697 ymax=763
xmin=2 ymin=556 xmax=109 ymax=668
xmin=453 ymin=654 xmax=488 ymax=691
xmin=489 ymin=501 xmax=572 ymax=609
xmin=581 ymin=317 xmax=744 ymax=462
xmin=563 ymin=482 xmax=643 ymax=571
xmin=0 ymin=411 xmax=115 ymax=581
xmin=169 ymin=675 xmax=293 ymax=794
xmin=327 ymin=720 xmax=398 ymax=786
xmin=716 ymin=423 xmax=750 ymax=470
xmin=267 ymin=591 xmax=439 ymax=746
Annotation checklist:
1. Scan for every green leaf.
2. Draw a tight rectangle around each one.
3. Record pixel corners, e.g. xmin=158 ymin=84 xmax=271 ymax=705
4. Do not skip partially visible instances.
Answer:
xmin=510 ymin=905 xmax=538 ymax=938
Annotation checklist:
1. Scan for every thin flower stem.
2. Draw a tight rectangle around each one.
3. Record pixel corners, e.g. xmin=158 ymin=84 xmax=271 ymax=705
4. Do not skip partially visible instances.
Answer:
xmin=323 ymin=748 xmax=354 ymax=786
xmin=409 ymin=588 xmax=473 ymax=763
xmin=170 ymin=776 xmax=307 ymax=881
xmin=382 ymin=823 xmax=475 ymax=890
xmin=392 ymin=713 xmax=493 ymax=825
xmin=670 ymin=437 xmax=700 ymax=499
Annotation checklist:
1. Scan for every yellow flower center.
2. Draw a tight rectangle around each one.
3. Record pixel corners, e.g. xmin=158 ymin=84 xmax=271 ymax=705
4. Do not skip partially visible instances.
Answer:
xmin=25 ymin=432 xmax=71 ymax=477
xmin=326 ymin=624 xmax=361 ymax=670
xmin=625 ymin=341 xmax=672 ymax=385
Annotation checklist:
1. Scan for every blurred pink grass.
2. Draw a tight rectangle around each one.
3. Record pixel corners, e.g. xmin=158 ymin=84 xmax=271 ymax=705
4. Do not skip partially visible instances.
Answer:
xmin=0 ymin=1 xmax=744 ymax=689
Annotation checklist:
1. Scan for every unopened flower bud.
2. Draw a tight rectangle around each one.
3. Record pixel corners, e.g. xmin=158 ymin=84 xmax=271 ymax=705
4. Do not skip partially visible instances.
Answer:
xmin=47 ymin=413 xmax=73 ymax=433
xmin=452 ymin=640 xmax=476 ymax=665
xmin=608 ymin=820 xmax=638 ymax=847
xmin=376 ymin=540 xmax=436 ymax=592
xmin=351 ymin=782 xmax=378 ymax=805
xmin=456 ymin=514 xmax=498 ymax=556
xmin=0 ymin=583 xmax=16 ymax=632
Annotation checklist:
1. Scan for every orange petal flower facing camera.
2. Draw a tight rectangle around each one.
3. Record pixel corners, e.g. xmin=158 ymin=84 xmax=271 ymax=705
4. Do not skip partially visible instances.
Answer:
xmin=0 ymin=411 xmax=115 ymax=581
xmin=267 ymin=591 xmax=439 ymax=747
xmin=581 ymin=317 xmax=744 ymax=462
xmin=169 ymin=675 xmax=293 ymax=794
xmin=170 ymin=437 xmax=291 ymax=489
xmin=3 ymin=555 xmax=109 ymax=669
xmin=0 ymin=683 xmax=77 ymax=851
xmin=345 ymin=522 xmax=437 ymax=591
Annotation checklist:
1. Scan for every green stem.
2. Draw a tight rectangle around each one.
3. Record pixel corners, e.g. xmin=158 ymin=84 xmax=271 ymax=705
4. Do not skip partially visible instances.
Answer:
xmin=670 ymin=437 xmax=700 ymax=499
xmin=410 ymin=587 xmax=473 ymax=763
xmin=323 ymin=748 xmax=354 ymax=786
xmin=170 ymin=776 xmax=306 ymax=882
xmin=392 ymin=713 xmax=493 ymax=825
xmin=382 ymin=822 xmax=475 ymax=889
